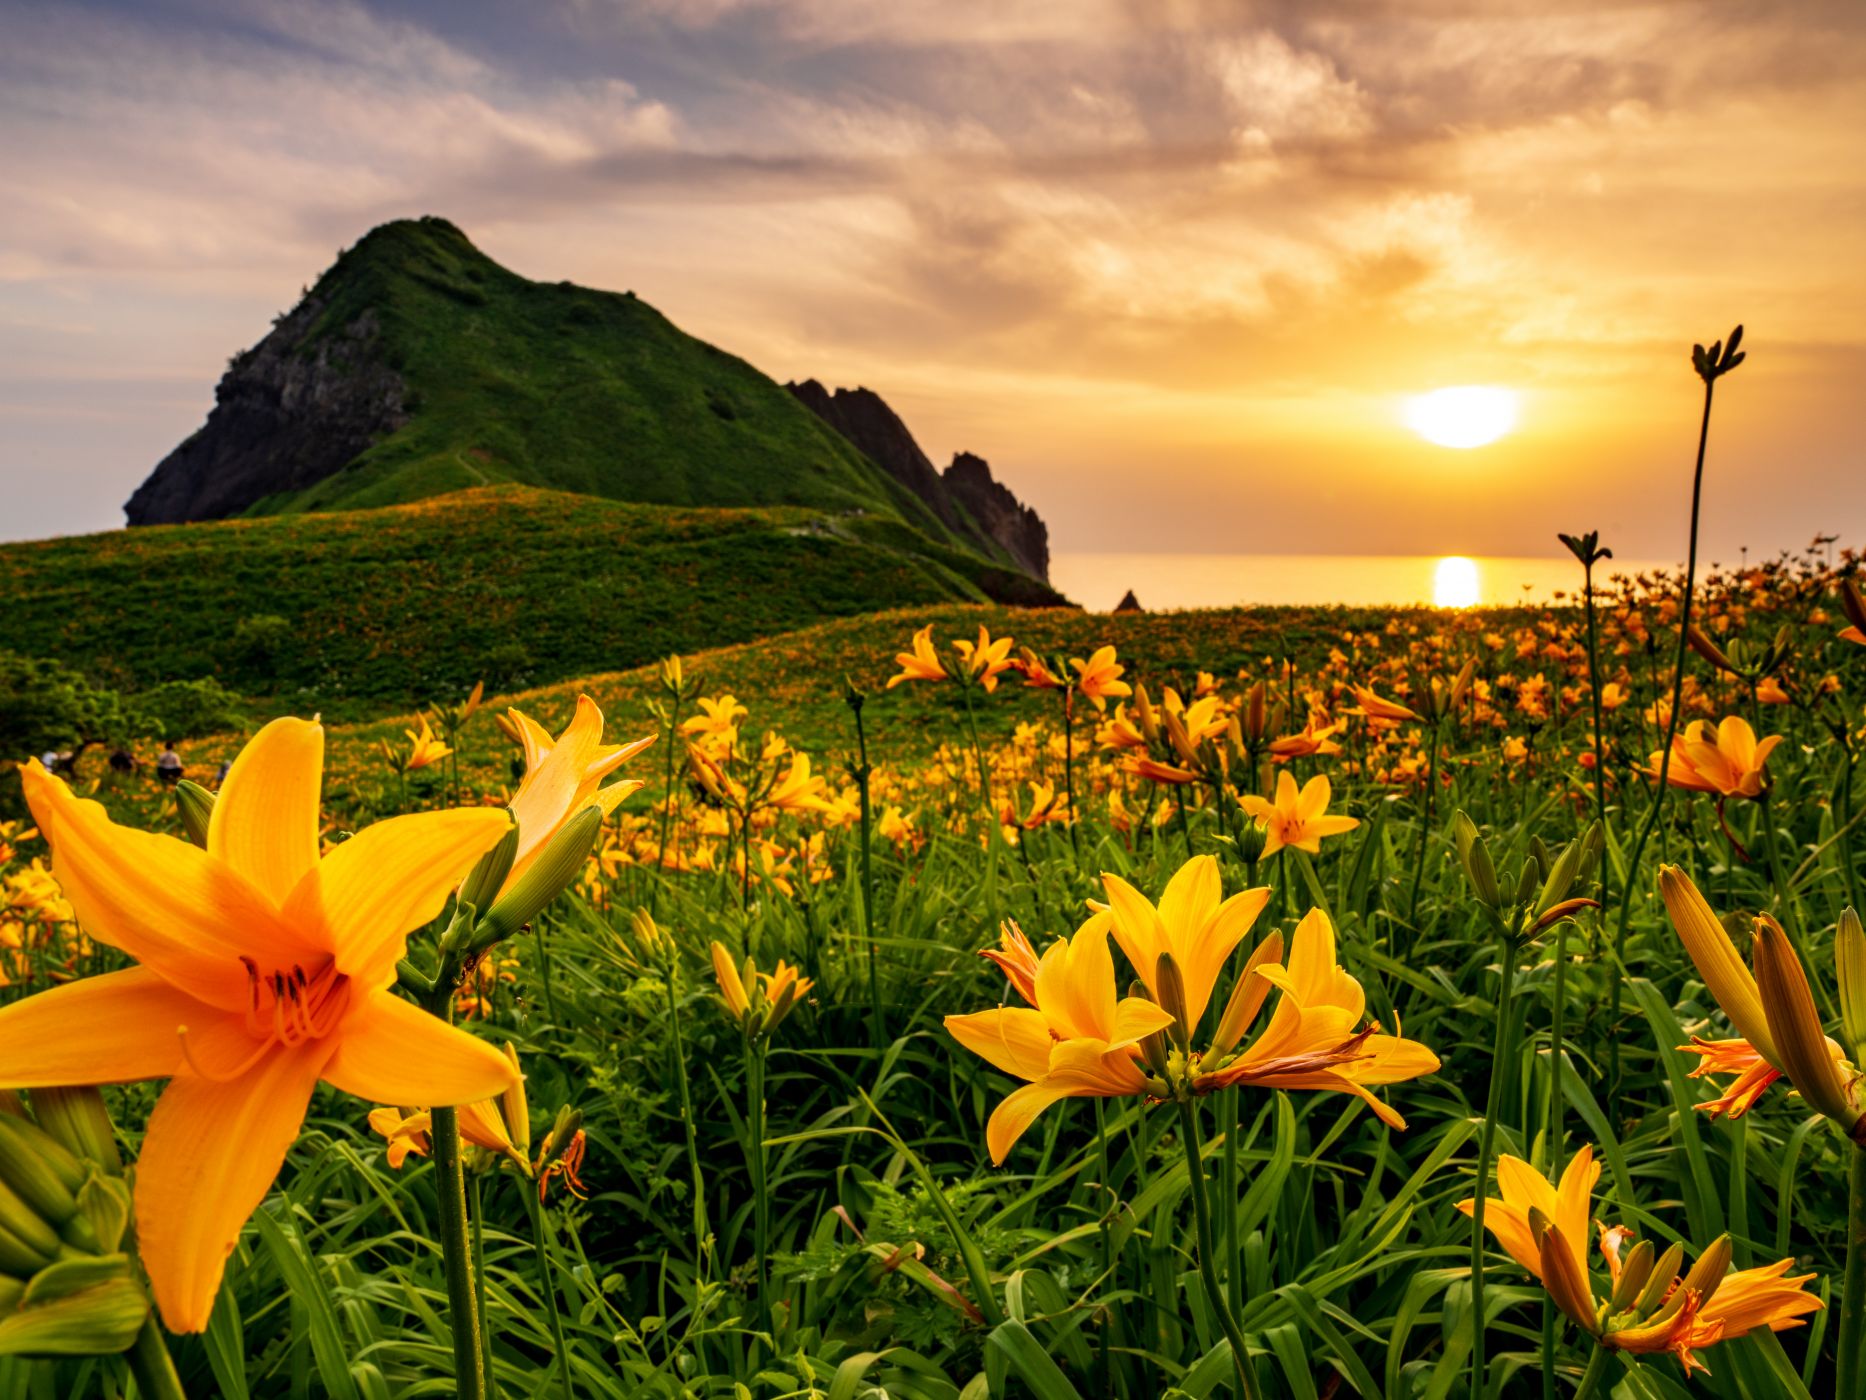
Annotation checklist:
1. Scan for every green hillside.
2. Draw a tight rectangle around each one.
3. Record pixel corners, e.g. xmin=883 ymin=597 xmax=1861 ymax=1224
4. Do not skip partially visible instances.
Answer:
xmin=160 ymin=219 xmax=994 ymax=557
xmin=1 ymin=486 xmax=1063 ymax=720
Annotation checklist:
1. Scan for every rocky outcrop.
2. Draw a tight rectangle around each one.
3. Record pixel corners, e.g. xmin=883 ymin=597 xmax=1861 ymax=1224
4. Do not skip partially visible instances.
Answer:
xmin=942 ymin=452 xmax=1048 ymax=581
xmin=786 ymin=380 xmax=1050 ymax=581
xmin=125 ymin=299 xmax=408 ymax=525
xmin=1114 ymin=589 xmax=1143 ymax=614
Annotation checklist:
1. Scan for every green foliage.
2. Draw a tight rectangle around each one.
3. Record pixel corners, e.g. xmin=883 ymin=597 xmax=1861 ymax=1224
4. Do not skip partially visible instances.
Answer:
xmin=0 ymin=653 xmax=133 ymax=762
xmin=131 ymin=678 xmax=245 ymax=742
xmin=0 ymin=486 xmax=1045 ymax=721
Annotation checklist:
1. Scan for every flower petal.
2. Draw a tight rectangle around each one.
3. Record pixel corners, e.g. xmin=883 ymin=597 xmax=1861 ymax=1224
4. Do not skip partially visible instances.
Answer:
xmin=0 ymin=966 xmax=206 ymax=1086
xmin=209 ymin=718 xmax=324 ymax=907
xmin=321 ymin=993 xmax=519 ymax=1106
xmin=21 ymin=761 xmax=303 ymax=1011
xmin=986 ymin=1081 xmax=1069 ymax=1165
xmin=136 ymin=1044 xmax=331 ymax=1332
xmin=284 ymin=808 xmax=510 ymax=990
xmin=944 ymin=1007 xmax=1055 ymax=1082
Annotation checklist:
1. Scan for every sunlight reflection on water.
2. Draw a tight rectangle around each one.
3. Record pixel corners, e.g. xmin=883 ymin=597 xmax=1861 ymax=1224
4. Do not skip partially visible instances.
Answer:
xmin=1048 ymin=553 xmax=1676 ymax=612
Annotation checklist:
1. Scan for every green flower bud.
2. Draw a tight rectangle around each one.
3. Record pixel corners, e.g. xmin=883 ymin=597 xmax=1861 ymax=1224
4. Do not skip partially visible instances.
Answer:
xmin=1452 ymin=811 xmax=1500 ymax=907
xmin=27 ymin=1089 xmax=122 ymax=1176
xmin=1836 ymin=908 xmax=1866 ymax=1061
xmin=173 ymin=780 xmax=214 ymax=849
xmin=1607 ymin=1238 xmax=1654 ymax=1312
xmin=458 ymin=825 xmax=519 ymax=917
xmin=476 ymin=804 xmax=603 ymax=949
xmin=1154 ymin=952 xmax=1191 ymax=1052
xmin=0 ymin=1255 xmax=147 ymax=1356
xmin=0 ymin=1179 xmax=66 ymax=1261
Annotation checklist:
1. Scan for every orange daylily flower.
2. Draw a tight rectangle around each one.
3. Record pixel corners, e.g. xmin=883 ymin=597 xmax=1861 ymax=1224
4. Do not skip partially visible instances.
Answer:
xmin=1351 ymin=685 xmax=1423 ymax=723
xmin=1645 ymin=716 xmax=1781 ymax=798
xmin=1070 ymin=646 xmax=1131 ymax=709
xmin=980 ymin=922 xmax=1041 ymax=1005
xmin=1268 ymin=715 xmax=1344 ymax=760
xmin=1100 ymin=855 xmax=1271 ymax=1034
xmin=953 ymin=626 xmax=1016 ymax=692
xmin=1239 ymin=772 xmax=1359 ymax=858
xmin=887 ymin=625 xmax=948 ymax=688
xmin=401 ymin=713 xmax=452 ymax=771
xmin=504 ymin=696 xmax=652 ymax=889
xmin=945 ymin=911 xmax=1174 ymax=1163
xmin=1462 ymin=1147 xmax=1822 ymax=1377
xmin=3 ymin=721 xmax=517 ymax=1331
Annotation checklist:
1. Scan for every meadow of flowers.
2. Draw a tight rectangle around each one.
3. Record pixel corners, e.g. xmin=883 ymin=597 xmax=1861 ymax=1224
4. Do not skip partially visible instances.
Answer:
xmin=1 ymin=335 xmax=1864 ymax=1397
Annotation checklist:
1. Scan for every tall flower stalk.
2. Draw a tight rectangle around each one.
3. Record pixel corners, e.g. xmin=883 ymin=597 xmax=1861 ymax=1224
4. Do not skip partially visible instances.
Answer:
xmin=1609 ymin=326 xmax=1747 ymax=1109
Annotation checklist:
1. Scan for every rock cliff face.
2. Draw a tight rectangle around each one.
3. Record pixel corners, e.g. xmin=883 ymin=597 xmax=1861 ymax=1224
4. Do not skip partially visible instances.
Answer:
xmin=786 ymin=380 xmax=1050 ymax=581
xmin=124 ymin=301 xmax=408 ymax=525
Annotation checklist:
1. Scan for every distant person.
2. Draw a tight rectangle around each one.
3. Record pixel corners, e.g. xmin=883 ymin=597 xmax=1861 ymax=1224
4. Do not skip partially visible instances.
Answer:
xmin=109 ymin=747 xmax=137 ymax=775
xmin=156 ymin=744 xmax=183 ymax=786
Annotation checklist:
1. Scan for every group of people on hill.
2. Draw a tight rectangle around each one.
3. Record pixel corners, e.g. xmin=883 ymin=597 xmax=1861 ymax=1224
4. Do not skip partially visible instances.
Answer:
xmin=39 ymin=743 xmax=187 ymax=785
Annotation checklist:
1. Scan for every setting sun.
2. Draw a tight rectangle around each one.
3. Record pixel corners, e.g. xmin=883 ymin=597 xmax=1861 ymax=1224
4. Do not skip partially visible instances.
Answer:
xmin=1405 ymin=387 xmax=1519 ymax=450
xmin=1433 ymin=555 xmax=1480 ymax=607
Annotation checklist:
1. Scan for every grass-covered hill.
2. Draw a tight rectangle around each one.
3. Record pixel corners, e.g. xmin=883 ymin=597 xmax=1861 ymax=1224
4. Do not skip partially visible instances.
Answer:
xmin=124 ymin=217 xmax=1054 ymax=588
xmin=1 ymin=486 xmax=1068 ymax=721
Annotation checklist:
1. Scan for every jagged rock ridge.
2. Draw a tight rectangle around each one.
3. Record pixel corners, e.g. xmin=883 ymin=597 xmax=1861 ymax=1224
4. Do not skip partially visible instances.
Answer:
xmin=786 ymin=380 xmax=1049 ymax=581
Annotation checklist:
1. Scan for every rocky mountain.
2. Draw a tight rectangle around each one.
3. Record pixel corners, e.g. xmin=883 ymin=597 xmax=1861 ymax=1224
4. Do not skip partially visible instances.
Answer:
xmin=123 ymin=217 xmax=1061 ymax=602
xmin=785 ymin=381 xmax=1049 ymax=580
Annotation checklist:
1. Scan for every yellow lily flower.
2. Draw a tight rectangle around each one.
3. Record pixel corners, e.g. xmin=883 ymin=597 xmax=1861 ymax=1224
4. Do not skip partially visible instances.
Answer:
xmin=953 ymin=625 xmax=1016 ymax=692
xmin=504 ymin=696 xmax=651 ymax=890
xmin=764 ymin=752 xmax=832 ymax=814
xmin=711 ymin=941 xmax=814 ymax=1036
xmin=1123 ymin=754 xmax=1199 ymax=785
xmin=886 ymin=625 xmax=948 ymax=688
xmin=1659 ymin=866 xmax=1864 ymax=1137
xmin=1097 ymin=704 xmax=1148 ymax=752
xmin=679 ymin=694 xmax=750 ymax=750
xmin=1070 ymin=646 xmax=1131 ymax=710
xmin=1239 ymin=772 xmax=1359 ymax=858
xmin=402 ymin=713 xmax=452 ymax=771
xmin=1646 ymin=716 xmax=1781 ymax=798
xmin=3 ymin=720 xmax=516 ymax=1331
xmin=1268 ymin=715 xmax=1344 ymax=761
xmin=944 ymin=912 xmax=1175 ymax=1163
xmin=1208 ymin=908 xmax=1439 ymax=1126
xmin=1351 ymin=685 xmax=1422 ymax=723
xmin=1462 ymin=1148 xmax=1822 ymax=1377
xmin=979 ymin=921 xmax=1041 ymax=1005
xmin=1101 ymin=855 xmax=1271 ymax=1034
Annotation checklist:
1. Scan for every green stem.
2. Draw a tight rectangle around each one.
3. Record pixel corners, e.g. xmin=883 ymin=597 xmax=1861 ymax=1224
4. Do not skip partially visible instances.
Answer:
xmin=432 ymin=1106 xmax=487 ymax=1400
xmin=849 ymin=697 xmax=885 ymax=1045
xmin=525 ymin=1189 xmax=573 ymax=1400
xmin=1571 ymin=1343 xmax=1611 ymax=1400
xmin=1470 ymin=934 xmax=1521 ymax=1400
xmin=1406 ymin=720 xmax=1442 ymax=942
xmin=746 ymin=1037 xmax=774 ymax=1347
xmin=126 ymin=1314 xmax=189 ymax=1400
xmin=1174 ymin=1096 xmax=1261 ymax=1400
xmin=1542 ymin=917 xmax=1570 ymax=1400
xmin=960 ymin=685 xmax=993 ymax=814
xmin=1094 ymin=1097 xmax=1116 ymax=1400
xmin=1063 ymin=690 xmax=1081 ymax=860
xmin=654 ymin=697 xmax=682 ymax=909
xmin=1609 ymin=372 xmax=1719 ymax=1116
xmin=1840 ymin=1143 xmax=1866 ymax=1396
xmin=472 ymin=1172 xmax=495 ymax=1394
xmin=533 ymin=917 xmax=558 ymax=1025
xmin=1581 ymin=561 xmax=1611 ymax=917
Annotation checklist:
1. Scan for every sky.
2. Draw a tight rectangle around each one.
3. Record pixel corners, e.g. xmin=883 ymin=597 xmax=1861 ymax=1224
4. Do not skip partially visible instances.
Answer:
xmin=2 ymin=0 xmax=1863 ymax=561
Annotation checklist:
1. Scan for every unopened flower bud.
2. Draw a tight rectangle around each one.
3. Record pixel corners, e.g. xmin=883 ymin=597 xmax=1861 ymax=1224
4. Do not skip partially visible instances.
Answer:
xmin=0 ymin=1254 xmax=148 ymax=1356
xmin=26 ymin=1090 xmax=120 ymax=1177
xmin=1836 ymin=908 xmax=1866 ymax=1060
xmin=0 ymin=1115 xmax=83 ymax=1232
xmin=173 ymin=780 xmax=214 ymax=849
xmin=1608 ymin=1237 xmax=1654 ymax=1311
xmin=1155 ymin=952 xmax=1192 ymax=1051
xmin=458 ymin=825 xmax=519 ymax=916
xmin=1452 ymin=811 xmax=1500 ymax=908
xmin=476 ymin=804 xmax=603 ymax=949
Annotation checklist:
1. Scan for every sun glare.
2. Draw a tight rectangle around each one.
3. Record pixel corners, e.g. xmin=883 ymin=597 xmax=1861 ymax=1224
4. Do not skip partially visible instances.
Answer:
xmin=1434 ymin=555 xmax=1480 ymax=608
xmin=1405 ymin=386 xmax=1519 ymax=449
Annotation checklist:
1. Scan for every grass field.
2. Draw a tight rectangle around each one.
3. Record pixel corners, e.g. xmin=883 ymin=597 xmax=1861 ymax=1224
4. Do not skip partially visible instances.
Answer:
xmin=4 ymin=536 xmax=1864 ymax=1398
